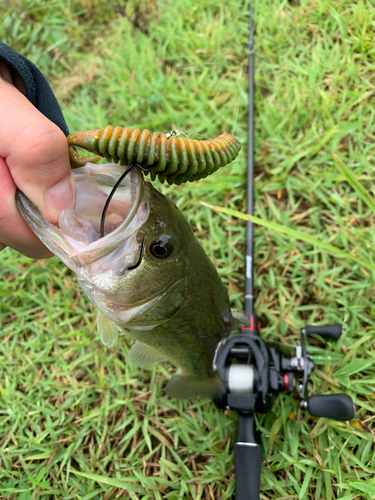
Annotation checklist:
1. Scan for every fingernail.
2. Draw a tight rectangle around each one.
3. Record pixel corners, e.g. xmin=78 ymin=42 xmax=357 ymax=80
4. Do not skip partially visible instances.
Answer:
xmin=45 ymin=175 xmax=75 ymax=219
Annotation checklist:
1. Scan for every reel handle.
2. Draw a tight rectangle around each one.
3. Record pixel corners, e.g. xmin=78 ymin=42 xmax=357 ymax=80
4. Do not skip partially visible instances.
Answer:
xmin=303 ymin=324 xmax=343 ymax=341
xmin=306 ymin=394 xmax=355 ymax=421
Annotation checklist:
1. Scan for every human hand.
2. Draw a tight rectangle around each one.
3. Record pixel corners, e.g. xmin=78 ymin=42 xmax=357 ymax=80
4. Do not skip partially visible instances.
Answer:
xmin=0 ymin=60 xmax=75 ymax=258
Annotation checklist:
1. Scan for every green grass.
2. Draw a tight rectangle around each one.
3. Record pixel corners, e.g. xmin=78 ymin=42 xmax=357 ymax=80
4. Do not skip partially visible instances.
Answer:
xmin=1 ymin=0 xmax=375 ymax=498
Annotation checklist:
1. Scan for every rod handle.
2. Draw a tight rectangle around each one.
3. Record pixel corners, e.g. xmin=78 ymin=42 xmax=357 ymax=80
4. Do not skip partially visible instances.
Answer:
xmin=304 ymin=324 xmax=343 ymax=341
xmin=234 ymin=442 xmax=262 ymax=500
xmin=306 ymin=394 xmax=355 ymax=421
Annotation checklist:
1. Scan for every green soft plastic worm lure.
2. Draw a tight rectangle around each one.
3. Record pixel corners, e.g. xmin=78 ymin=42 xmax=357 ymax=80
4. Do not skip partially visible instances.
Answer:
xmin=67 ymin=126 xmax=241 ymax=185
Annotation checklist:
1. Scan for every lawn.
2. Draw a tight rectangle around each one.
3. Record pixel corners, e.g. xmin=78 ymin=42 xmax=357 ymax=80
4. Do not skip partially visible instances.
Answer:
xmin=1 ymin=0 xmax=375 ymax=498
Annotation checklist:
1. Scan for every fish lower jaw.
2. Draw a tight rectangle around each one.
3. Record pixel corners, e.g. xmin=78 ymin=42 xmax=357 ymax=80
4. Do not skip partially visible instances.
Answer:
xmin=58 ymin=163 xmax=148 ymax=266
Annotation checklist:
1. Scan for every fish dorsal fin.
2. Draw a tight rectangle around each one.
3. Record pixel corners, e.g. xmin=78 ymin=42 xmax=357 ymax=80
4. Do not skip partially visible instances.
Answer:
xmin=165 ymin=370 xmax=226 ymax=400
xmin=232 ymin=311 xmax=250 ymax=328
xmin=97 ymin=311 xmax=120 ymax=347
xmin=129 ymin=341 xmax=166 ymax=367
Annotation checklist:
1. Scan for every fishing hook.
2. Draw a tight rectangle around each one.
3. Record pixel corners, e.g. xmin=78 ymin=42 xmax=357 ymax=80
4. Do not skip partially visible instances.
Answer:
xmin=127 ymin=234 xmax=146 ymax=271
xmin=100 ymin=163 xmax=149 ymax=238
xmin=100 ymin=163 xmax=149 ymax=271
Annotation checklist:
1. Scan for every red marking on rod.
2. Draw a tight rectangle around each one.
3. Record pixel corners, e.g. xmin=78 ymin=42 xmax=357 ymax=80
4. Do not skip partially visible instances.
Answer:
xmin=284 ymin=373 xmax=289 ymax=391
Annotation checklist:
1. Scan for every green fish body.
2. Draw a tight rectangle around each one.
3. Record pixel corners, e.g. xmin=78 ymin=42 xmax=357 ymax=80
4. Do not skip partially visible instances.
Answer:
xmin=16 ymin=163 xmax=234 ymax=399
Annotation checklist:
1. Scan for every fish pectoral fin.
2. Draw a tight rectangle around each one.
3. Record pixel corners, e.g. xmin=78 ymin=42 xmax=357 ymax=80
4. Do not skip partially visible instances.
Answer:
xmin=232 ymin=311 xmax=250 ymax=328
xmin=97 ymin=311 xmax=120 ymax=348
xmin=129 ymin=342 xmax=167 ymax=367
xmin=126 ymin=280 xmax=186 ymax=329
xmin=166 ymin=370 xmax=226 ymax=400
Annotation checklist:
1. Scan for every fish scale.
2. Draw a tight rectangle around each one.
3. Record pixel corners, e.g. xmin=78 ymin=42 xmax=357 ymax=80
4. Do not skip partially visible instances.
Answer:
xmin=16 ymin=162 xmax=246 ymax=399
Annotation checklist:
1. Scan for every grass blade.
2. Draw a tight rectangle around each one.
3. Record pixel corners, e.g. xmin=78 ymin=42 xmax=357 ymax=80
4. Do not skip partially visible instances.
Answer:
xmin=200 ymin=201 xmax=375 ymax=273
xmin=70 ymin=470 xmax=146 ymax=493
xmin=333 ymin=153 xmax=375 ymax=214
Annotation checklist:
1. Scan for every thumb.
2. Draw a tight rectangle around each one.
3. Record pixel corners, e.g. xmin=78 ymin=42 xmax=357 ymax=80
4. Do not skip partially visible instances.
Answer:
xmin=0 ymin=79 xmax=75 ymax=223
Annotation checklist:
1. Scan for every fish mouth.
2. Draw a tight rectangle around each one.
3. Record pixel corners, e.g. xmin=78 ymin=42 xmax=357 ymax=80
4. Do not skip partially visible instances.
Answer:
xmin=16 ymin=163 xmax=149 ymax=279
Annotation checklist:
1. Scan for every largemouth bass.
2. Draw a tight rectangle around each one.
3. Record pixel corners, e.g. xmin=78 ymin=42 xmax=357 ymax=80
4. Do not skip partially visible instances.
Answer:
xmin=16 ymin=163 xmax=239 ymax=399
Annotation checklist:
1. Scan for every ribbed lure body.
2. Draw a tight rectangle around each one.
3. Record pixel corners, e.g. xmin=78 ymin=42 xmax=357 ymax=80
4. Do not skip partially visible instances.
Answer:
xmin=68 ymin=126 xmax=241 ymax=185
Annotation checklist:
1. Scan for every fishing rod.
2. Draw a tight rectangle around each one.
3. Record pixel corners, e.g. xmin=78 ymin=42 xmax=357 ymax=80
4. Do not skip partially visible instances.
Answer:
xmin=213 ymin=6 xmax=355 ymax=499
xmin=245 ymin=4 xmax=256 ymax=328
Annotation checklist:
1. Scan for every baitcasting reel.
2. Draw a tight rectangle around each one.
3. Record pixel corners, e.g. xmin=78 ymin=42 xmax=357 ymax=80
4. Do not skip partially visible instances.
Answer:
xmin=213 ymin=318 xmax=355 ymax=500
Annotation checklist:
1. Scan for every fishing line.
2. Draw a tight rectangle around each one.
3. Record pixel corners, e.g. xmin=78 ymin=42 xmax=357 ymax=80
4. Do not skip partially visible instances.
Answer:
xmin=231 ymin=63 xmax=249 ymax=136
xmin=232 ymin=14 xmax=254 ymax=136
xmin=180 ymin=29 xmax=250 ymax=142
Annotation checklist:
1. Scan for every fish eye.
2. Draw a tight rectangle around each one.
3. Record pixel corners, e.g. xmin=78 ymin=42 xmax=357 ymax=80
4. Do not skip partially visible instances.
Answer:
xmin=149 ymin=235 xmax=173 ymax=259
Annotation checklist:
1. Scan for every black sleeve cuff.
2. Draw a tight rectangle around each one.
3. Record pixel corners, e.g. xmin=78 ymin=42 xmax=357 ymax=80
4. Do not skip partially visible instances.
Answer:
xmin=0 ymin=42 xmax=69 ymax=136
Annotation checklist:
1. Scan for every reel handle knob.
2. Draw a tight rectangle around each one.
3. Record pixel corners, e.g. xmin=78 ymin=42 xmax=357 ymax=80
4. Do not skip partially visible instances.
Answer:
xmin=306 ymin=394 xmax=355 ymax=421
xmin=304 ymin=323 xmax=343 ymax=341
